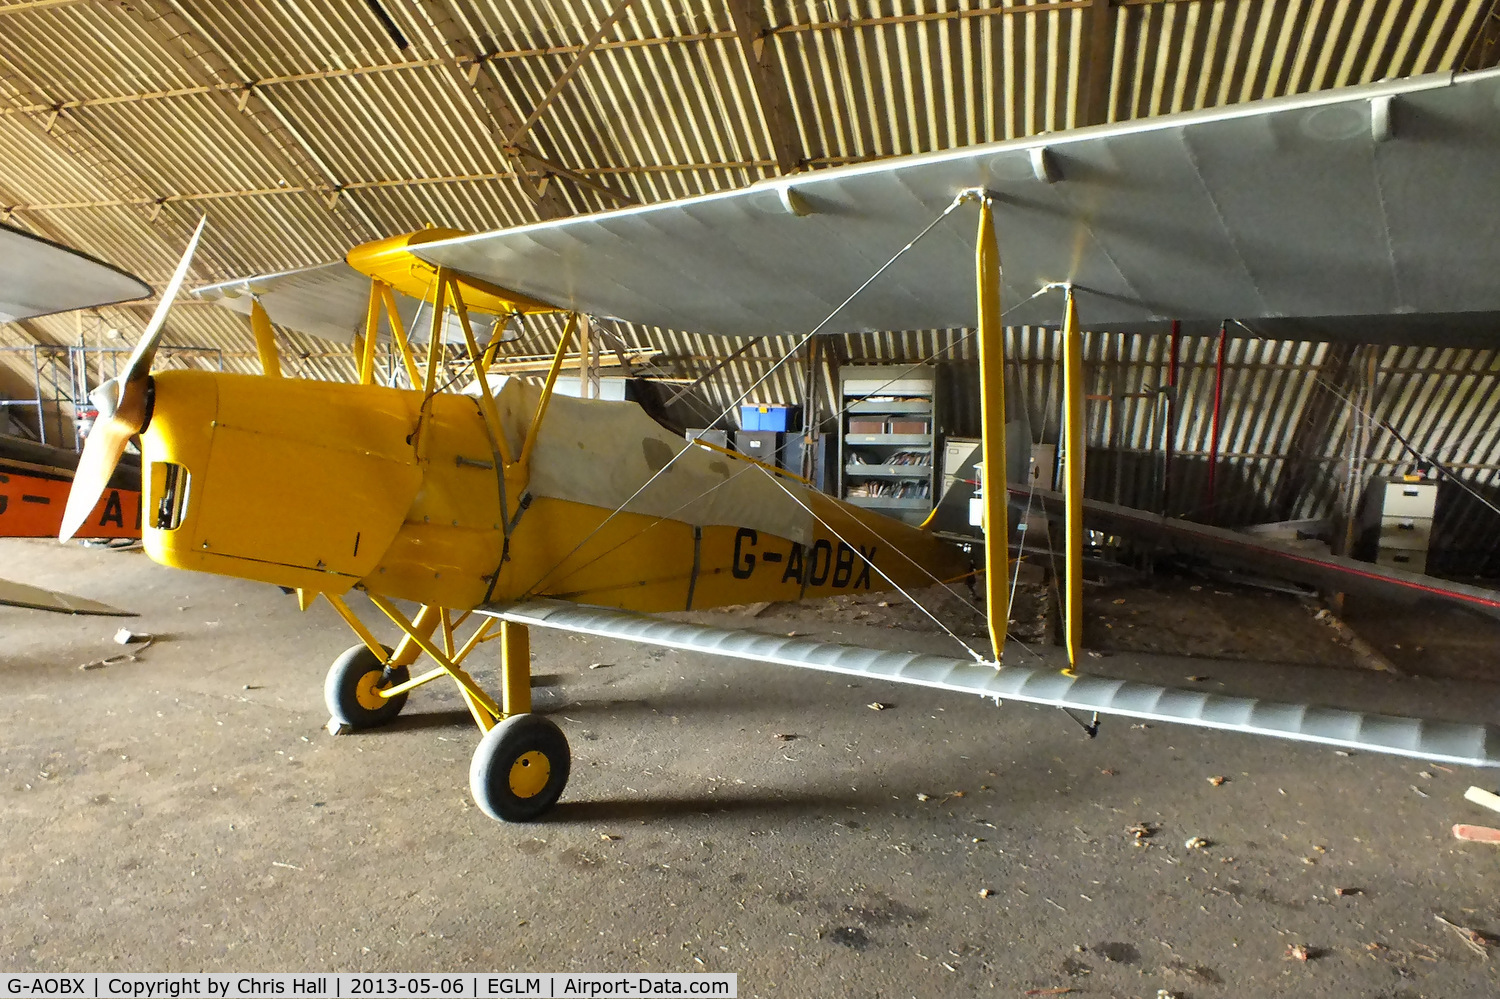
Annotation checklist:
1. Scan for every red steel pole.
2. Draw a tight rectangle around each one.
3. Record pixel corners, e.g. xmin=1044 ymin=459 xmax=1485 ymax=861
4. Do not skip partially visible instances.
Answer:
xmin=1163 ymin=320 xmax=1179 ymax=515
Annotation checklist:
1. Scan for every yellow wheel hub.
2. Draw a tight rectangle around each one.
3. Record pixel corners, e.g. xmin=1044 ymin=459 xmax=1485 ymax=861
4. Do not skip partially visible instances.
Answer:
xmin=508 ymin=750 xmax=551 ymax=798
xmin=354 ymin=671 xmax=389 ymax=712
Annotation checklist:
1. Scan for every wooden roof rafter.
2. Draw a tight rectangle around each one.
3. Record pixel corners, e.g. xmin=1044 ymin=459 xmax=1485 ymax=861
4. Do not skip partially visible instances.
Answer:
xmin=0 ymin=54 xmax=201 ymax=253
xmin=1077 ymin=0 xmax=1119 ymax=127
xmin=726 ymin=0 xmax=805 ymax=175
xmin=100 ymin=0 xmax=381 ymax=248
xmin=413 ymin=0 xmax=634 ymax=218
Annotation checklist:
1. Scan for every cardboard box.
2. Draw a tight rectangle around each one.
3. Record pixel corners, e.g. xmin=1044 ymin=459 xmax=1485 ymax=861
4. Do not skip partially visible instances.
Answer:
xmin=889 ymin=420 xmax=930 ymax=435
xmin=848 ymin=419 xmax=886 ymax=434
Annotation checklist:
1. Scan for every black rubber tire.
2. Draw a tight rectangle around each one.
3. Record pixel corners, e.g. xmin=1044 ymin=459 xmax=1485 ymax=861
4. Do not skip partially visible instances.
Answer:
xmin=469 ymin=714 xmax=571 ymax=822
xmin=324 ymin=644 xmax=409 ymax=729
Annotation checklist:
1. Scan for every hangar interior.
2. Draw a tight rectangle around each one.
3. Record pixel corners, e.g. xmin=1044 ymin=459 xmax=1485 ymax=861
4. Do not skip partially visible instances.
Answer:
xmin=4 ymin=0 xmax=1500 ymax=993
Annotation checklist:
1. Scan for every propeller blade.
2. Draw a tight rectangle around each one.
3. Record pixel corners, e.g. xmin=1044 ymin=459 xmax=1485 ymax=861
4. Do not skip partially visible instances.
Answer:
xmin=60 ymin=217 xmax=205 ymax=542
xmin=58 ymin=414 xmax=136 ymax=542
xmin=122 ymin=216 xmax=206 ymax=386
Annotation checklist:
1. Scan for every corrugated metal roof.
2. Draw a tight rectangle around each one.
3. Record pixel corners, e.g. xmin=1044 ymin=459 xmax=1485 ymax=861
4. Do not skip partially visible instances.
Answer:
xmin=3 ymin=0 xmax=1500 ymax=569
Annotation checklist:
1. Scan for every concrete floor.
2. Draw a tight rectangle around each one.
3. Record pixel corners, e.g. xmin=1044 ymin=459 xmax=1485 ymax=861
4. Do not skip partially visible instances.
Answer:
xmin=3 ymin=536 xmax=1499 ymax=998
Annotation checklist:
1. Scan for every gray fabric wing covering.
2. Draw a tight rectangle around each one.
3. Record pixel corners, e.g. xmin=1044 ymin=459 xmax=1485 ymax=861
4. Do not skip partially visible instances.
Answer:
xmin=0 ymin=223 xmax=150 ymax=321
xmin=415 ymin=68 xmax=1500 ymax=346
xmin=0 ymin=578 xmax=132 ymax=616
xmin=193 ymin=262 xmax=370 ymax=342
xmin=193 ymin=262 xmax=504 ymax=345
xmin=489 ymin=599 xmax=1500 ymax=769
xmin=494 ymin=379 xmax=815 ymax=546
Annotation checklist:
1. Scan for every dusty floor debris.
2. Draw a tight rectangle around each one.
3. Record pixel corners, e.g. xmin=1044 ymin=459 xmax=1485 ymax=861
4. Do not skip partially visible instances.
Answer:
xmin=1435 ymin=914 xmax=1496 ymax=959
xmin=3 ymin=538 xmax=1499 ymax=996
xmin=1453 ymin=824 xmax=1500 ymax=845
xmin=1466 ymin=785 xmax=1500 ymax=815
xmin=78 ymin=635 xmax=155 ymax=671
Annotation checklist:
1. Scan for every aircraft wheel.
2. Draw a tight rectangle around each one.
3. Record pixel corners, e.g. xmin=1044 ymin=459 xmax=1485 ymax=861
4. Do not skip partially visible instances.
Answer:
xmin=325 ymin=644 xmax=409 ymax=729
xmin=469 ymin=714 xmax=571 ymax=822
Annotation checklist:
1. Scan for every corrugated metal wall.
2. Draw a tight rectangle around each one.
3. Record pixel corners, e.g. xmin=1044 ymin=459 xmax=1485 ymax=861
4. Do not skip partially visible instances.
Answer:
xmin=3 ymin=0 xmax=1500 ymax=570
xmin=934 ymin=332 xmax=1500 ymax=576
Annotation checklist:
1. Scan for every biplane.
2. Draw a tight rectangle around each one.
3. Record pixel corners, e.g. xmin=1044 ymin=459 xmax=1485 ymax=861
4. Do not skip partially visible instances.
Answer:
xmin=0 ymin=223 xmax=147 ymax=616
xmin=61 ymin=67 xmax=1500 ymax=822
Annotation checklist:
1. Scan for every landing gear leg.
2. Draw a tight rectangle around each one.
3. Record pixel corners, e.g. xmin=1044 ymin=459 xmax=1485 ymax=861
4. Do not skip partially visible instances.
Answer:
xmin=467 ymin=620 xmax=570 ymax=821
xmin=352 ymin=598 xmax=571 ymax=822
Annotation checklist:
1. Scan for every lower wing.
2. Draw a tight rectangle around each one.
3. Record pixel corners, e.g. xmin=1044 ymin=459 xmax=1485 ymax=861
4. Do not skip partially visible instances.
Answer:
xmin=484 ymin=598 xmax=1499 ymax=769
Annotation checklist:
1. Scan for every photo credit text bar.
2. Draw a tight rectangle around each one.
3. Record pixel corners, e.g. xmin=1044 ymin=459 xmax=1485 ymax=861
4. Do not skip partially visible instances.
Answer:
xmin=1 ymin=975 xmax=736 ymax=998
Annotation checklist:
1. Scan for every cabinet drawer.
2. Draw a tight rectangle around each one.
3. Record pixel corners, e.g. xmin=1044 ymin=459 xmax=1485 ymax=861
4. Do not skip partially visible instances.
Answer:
xmin=843 ymin=376 xmax=933 ymax=396
xmin=1382 ymin=481 xmax=1437 ymax=518
xmin=1377 ymin=516 xmax=1432 ymax=551
xmin=1376 ymin=548 xmax=1427 ymax=575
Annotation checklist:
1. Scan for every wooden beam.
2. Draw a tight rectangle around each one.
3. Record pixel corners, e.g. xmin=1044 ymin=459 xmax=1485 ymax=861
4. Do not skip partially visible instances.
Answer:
xmin=101 ymin=0 xmax=378 ymax=246
xmin=0 ymin=74 xmax=193 ymax=245
xmin=0 ymin=4 xmax=1090 ymax=120
xmin=726 ymin=0 xmax=804 ymax=174
xmin=3 ymin=154 xmax=663 ymax=212
xmin=1269 ymin=342 xmax=1357 ymax=522
xmin=775 ymin=1 xmax=1089 ymax=36
xmin=416 ymin=0 xmax=623 ymax=219
xmin=0 ymin=0 xmax=83 ymax=14
xmin=1077 ymin=0 xmax=1117 ymax=127
xmin=0 ymin=55 xmax=252 ymax=363
xmin=490 ymin=348 xmax=656 ymax=374
xmin=1462 ymin=1 xmax=1500 ymax=70
xmin=5 ymin=317 xmax=61 ymax=348
xmin=509 ymin=0 xmax=637 ymax=145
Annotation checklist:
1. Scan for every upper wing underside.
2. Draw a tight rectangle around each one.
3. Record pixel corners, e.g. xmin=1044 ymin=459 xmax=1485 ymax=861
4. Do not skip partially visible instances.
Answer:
xmin=192 ymin=262 xmax=501 ymax=345
xmin=192 ymin=262 xmax=369 ymax=343
xmin=413 ymin=68 xmax=1500 ymax=345
xmin=0 ymin=223 xmax=152 ymax=322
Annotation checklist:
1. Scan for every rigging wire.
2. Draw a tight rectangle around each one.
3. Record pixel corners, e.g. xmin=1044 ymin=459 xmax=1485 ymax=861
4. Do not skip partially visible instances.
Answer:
xmin=526 ymin=288 xmax=1054 ymax=615
xmin=526 ymin=453 xmax=798 ymax=595
xmin=748 ymin=464 xmax=988 ymax=663
xmin=1314 ymin=372 xmax=1500 ymax=521
xmin=518 ymin=194 xmax=977 ymax=598
xmin=1007 ymin=474 xmax=1040 ymax=626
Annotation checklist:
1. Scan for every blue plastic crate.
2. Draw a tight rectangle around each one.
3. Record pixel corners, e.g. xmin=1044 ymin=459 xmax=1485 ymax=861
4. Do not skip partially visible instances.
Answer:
xmin=740 ymin=404 xmax=797 ymax=431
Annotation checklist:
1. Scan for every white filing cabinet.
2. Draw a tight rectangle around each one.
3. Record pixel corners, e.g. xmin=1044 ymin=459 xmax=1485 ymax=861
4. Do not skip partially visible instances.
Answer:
xmin=941 ymin=438 xmax=981 ymax=498
xmin=1381 ymin=480 xmax=1438 ymax=519
xmin=1375 ymin=478 xmax=1436 ymax=575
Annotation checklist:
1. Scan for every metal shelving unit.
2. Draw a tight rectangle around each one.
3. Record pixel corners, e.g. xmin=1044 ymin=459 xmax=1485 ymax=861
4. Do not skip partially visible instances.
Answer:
xmin=837 ymin=366 xmax=938 ymax=526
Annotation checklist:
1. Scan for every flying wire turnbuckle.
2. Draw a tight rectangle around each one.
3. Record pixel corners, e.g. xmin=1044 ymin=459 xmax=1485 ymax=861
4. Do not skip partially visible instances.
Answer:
xmin=505 ymin=492 xmax=533 ymax=534
xmin=1060 ymin=708 xmax=1101 ymax=739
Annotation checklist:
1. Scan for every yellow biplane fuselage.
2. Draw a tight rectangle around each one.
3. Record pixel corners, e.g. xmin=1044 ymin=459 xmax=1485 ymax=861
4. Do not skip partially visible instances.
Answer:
xmin=62 ymin=220 xmax=973 ymax=822
xmin=140 ymin=369 xmax=967 ymax=615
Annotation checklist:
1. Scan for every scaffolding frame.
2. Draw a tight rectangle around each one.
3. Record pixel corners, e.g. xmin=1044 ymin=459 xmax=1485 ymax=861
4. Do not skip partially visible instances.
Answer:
xmin=0 ymin=343 xmax=222 ymax=448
